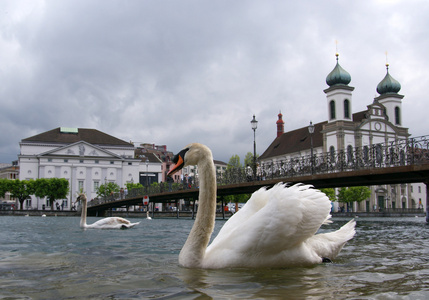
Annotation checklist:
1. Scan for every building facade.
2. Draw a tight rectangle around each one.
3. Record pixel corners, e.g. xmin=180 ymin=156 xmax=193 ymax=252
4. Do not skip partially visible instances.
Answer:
xmin=259 ymin=54 xmax=426 ymax=212
xmin=18 ymin=127 xmax=142 ymax=210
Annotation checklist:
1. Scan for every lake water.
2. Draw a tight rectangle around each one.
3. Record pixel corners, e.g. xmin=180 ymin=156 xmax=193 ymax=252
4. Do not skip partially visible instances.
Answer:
xmin=1 ymin=215 xmax=428 ymax=299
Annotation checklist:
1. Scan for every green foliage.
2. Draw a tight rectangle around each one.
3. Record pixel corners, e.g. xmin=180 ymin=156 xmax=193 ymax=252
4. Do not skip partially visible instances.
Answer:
xmin=8 ymin=179 xmax=36 ymax=210
xmin=244 ymin=152 xmax=259 ymax=168
xmin=320 ymin=188 xmax=336 ymax=202
xmin=337 ymin=186 xmax=371 ymax=204
xmin=34 ymin=178 xmax=69 ymax=210
xmin=126 ymin=182 xmax=143 ymax=191
xmin=224 ymin=193 xmax=249 ymax=204
xmin=96 ymin=182 xmax=120 ymax=199
xmin=0 ymin=178 xmax=10 ymax=198
xmin=227 ymin=154 xmax=242 ymax=169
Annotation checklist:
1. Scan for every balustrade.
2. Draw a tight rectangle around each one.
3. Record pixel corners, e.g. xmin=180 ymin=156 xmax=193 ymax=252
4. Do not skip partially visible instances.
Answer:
xmin=87 ymin=135 xmax=429 ymax=207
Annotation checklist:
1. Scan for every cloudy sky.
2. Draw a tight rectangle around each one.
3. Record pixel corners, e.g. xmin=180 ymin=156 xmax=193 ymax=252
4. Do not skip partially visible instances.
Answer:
xmin=1 ymin=0 xmax=428 ymax=164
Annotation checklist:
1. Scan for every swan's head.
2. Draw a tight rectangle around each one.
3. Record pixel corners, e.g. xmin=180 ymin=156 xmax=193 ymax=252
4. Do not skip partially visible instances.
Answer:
xmin=167 ymin=143 xmax=212 ymax=176
xmin=76 ymin=193 xmax=87 ymax=203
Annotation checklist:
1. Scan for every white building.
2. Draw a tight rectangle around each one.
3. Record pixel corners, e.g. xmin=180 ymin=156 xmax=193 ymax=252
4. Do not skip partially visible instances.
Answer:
xmin=18 ymin=127 xmax=143 ymax=210
xmin=259 ymin=53 xmax=426 ymax=213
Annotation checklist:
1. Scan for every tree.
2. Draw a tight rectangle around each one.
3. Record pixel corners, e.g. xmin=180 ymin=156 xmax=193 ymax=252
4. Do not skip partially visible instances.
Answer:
xmin=244 ymin=152 xmax=259 ymax=168
xmin=34 ymin=178 xmax=69 ymax=211
xmin=227 ymin=154 xmax=242 ymax=169
xmin=320 ymin=188 xmax=336 ymax=202
xmin=8 ymin=179 xmax=36 ymax=210
xmin=0 ymin=178 xmax=10 ymax=198
xmin=337 ymin=186 xmax=371 ymax=211
xmin=96 ymin=182 xmax=120 ymax=200
xmin=125 ymin=182 xmax=143 ymax=191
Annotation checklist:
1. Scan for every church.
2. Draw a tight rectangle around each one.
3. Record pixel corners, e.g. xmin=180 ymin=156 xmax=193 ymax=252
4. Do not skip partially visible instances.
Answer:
xmin=259 ymin=53 xmax=426 ymax=212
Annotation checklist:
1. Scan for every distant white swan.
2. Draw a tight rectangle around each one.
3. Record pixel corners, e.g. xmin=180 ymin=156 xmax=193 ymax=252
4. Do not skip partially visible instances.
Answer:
xmin=168 ymin=143 xmax=356 ymax=269
xmin=77 ymin=193 xmax=140 ymax=229
xmin=146 ymin=211 xmax=152 ymax=220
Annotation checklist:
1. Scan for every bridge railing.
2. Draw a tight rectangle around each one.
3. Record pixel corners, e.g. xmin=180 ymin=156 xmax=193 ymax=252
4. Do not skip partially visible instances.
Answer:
xmin=87 ymin=135 xmax=429 ymax=207
xmin=259 ymin=135 xmax=429 ymax=180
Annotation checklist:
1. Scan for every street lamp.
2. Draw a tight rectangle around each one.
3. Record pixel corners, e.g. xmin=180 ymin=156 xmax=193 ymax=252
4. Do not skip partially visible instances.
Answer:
xmin=308 ymin=121 xmax=315 ymax=174
xmin=146 ymin=159 xmax=149 ymax=188
xmin=251 ymin=115 xmax=258 ymax=180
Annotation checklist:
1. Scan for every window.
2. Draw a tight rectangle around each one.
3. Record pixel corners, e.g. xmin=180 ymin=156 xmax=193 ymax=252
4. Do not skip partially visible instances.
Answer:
xmin=94 ymin=181 xmax=99 ymax=191
xmin=95 ymin=160 xmax=99 ymax=164
xmin=64 ymin=159 xmax=68 ymax=163
xmin=330 ymin=100 xmax=336 ymax=120
xmin=329 ymin=146 xmax=335 ymax=162
xmin=418 ymin=186 xmax=421 ymax=193
xmin=363 ymin=146 xmax=369 ymax=163
xmin=347 ymin=145 xmax=354 ymax=163
xmin=344 ymin=99 xmax=350 ymax=119
xmin=110 ymin=161 xmax=114 ymax=165
xmin=395 ymin=106 xmax=401 ymax=125
xmin=78 ymin=180 xmax=84 ymax=191
xmin=80 ymin=160 xmax=84 ymax=163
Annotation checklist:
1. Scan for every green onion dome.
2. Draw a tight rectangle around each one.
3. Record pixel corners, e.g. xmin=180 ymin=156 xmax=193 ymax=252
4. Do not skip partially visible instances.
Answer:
xmin=376 ymin=64 xmax=401 ymax=94
xmin=326 ymin=53 xmax=351 ymax=86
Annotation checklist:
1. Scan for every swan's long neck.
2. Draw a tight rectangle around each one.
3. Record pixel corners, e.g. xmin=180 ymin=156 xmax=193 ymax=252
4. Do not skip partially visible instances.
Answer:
xmin=179 ymin=155 xmax=217 ymax=268
xmin=80 ymin=198 xmax=87 ymax=228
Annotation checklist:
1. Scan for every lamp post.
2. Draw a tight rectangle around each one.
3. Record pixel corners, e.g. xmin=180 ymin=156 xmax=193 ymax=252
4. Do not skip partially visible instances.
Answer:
xmin=251 ymin=115 xmax=258 ymax=180
xmin=308 ymin=121 xmax=315 ymax=174
xmin=146 ymin=159 xmax=149 ymax=189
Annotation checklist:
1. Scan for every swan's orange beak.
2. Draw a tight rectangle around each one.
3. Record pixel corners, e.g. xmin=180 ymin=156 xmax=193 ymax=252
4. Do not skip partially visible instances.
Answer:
xmin=167 ymin=148 xmax=188 ymax=177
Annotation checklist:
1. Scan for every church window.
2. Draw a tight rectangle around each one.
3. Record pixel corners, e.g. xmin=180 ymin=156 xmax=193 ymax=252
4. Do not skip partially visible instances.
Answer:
xmin=329 ymin=146 xmax=335 ymax=162
xmin=347 ymin=145 xmax=354 ymax=163
xmin=363 ymin=146 xmax=369 ymax=163
xmin=395 ymin=107 xmax=401 ymax=125
xmin=344 ymin=99 xmax=350 ymax=119
xmin=329 ymin=100 xmax=336 ymax=120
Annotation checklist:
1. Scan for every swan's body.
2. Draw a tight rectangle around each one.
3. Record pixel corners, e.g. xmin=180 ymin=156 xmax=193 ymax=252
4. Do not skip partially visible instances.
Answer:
xmin=168 ymin=143 xmax=356 ymax=269
xmin=77 ymin=194 xmax=139 ymax=229
xmin=146 ymin=211 xmax=152 ymax=220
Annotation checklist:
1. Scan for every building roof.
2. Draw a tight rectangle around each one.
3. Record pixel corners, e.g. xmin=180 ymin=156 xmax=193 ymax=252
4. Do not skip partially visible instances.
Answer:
xmin=259 ymin=106 xmax=376 ymax=160
xmin=21 ymin=127 xmax=133 ymax=147
xmin=259 ymin=121 xmax=327 ymax=160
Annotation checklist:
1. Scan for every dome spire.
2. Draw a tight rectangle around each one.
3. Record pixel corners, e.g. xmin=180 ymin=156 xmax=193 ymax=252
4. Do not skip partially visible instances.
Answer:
xmin=376 ymin=58 xmax=401 ymax=95
xmin=326 ymin=51 xmax=351 ymax=87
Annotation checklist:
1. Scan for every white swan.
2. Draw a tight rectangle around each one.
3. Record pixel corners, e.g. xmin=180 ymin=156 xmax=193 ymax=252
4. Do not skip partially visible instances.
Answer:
xmin=167 ymin=143 xmax=356 ymax=269
xmin=77 ymin=193 xmax=140 ymax=229
xmin=146 ymin=211 xmax=152 ymax=220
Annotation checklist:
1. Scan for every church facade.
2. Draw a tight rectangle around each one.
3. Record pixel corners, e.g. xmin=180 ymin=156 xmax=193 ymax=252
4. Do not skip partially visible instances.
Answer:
xmin=259 ymin=54 xmax=426 ymax=212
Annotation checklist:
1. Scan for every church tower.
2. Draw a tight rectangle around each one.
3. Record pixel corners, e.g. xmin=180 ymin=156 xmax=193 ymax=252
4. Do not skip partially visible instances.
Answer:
xmin=324 ymin=53 xmax=354 ymax=123
xmin=323 ymin=53 xmax=355 ymax=152
xmin=375 ymin=63 xmax=404 ymax=126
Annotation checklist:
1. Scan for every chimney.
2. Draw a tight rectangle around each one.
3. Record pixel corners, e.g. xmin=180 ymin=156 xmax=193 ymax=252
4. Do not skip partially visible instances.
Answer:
xmin=276 ymin=111 xmax=284 ymax=138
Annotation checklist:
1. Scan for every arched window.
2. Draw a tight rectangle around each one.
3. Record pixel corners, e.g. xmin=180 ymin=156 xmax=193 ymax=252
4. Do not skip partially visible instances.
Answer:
xmin=330 ymin=100 xmax=336 ymax=120
xmin=329 ymin=146 xmax=335 ymax=162
xmin=344 ymin=99 xmax=350 ymax=119
xmin=347 ymin=145 xmax=354 ymax=163
xmin=395 ymin=106 xmax=401 ymax=125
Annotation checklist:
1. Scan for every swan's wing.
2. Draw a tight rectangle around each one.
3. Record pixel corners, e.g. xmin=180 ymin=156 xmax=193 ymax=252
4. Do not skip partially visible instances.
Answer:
xmin=206 ymin=183 xmax=331 ymax=258
xmin=306 ymin=219 xmax=356 ymax=259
